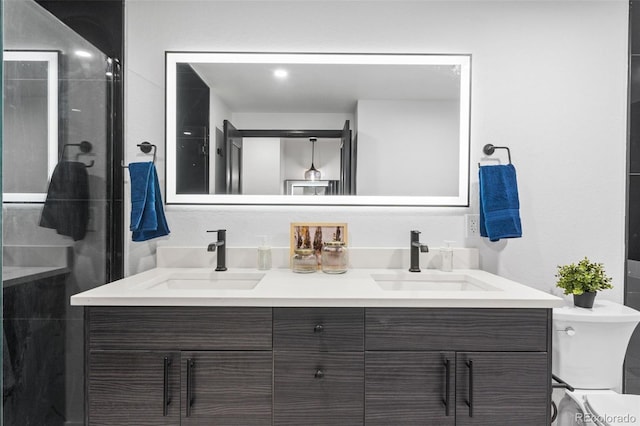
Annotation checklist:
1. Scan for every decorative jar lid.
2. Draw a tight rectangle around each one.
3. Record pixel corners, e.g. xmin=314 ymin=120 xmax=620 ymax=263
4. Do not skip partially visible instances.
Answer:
xmin=323 ymin=241 xmax=345 ymax=246
xmin=294 ymin=248 xmax=315 ymax=255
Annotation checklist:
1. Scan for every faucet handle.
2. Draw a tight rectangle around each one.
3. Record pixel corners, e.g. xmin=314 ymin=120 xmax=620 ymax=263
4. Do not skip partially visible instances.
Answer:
xmin=207 ymin=229 xmax=227 ymax=242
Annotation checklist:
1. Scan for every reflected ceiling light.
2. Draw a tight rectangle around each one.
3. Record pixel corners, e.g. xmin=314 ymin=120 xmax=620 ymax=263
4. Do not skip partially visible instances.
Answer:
xmin=74 ymin=50 xmax=92 ymax=58
xmin=71 ymin=108 xmax=82 ymax=112
xmin=105 ymin=71 xmax=113 ymax=77
xmin=183 ymin=131 xmax=192 ymax=136
xmin=273 ymin=68 xmax=288 ymax=79
xmin=304 ymin=137 xmax=321 ymax=181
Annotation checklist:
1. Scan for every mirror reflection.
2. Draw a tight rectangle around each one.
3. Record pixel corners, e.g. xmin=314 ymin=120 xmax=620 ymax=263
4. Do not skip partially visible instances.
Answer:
xmin=3 ymin=51 xmax=58 ymax=202
xmin=166 ymin=52 xmax=471 ymax=206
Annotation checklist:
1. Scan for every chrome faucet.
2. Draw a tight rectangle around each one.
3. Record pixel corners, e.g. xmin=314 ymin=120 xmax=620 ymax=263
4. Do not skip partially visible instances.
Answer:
xmin=409 ymin=230 xmax=429 ymax=272
xmin=207 ymin=229 xmax=227 ymax=271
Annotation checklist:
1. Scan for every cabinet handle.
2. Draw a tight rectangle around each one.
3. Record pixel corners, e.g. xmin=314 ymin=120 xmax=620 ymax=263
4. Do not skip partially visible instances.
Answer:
xmin=314 ymin=368 xmax=325 ymax=379
xmin=186 ymin=358 xmax=195 ymax=417
xmin=442 ymin=358 xmax=451 ymax=416
xmin=163 ymin=357 xmax=172 ymax=417
xmin=465 ymin=359 xmax=474 ymax=417
xmin=314 ymin=324 xmax=324 ymax=333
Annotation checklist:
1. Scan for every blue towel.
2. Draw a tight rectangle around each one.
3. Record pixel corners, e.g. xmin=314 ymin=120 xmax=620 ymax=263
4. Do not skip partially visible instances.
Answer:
xmin=479 ymin=164 xmax=522 ymax=242
xmin=129 ymin=162 xmax=170 ymax=242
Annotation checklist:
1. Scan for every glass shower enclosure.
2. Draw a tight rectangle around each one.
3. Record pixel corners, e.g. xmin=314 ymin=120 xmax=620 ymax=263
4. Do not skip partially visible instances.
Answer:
xmin=2 ymin=0 xmax=118 ymax=423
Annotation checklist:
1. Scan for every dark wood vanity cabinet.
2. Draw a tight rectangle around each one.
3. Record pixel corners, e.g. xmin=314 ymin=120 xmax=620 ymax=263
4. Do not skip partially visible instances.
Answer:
xmin=85 ymin=306 xmax=551 ymax=426
xmin=86 ymin=307 xmax=273 ymax=426
xmin=365 ymin=308 xmax=551 ymax=426
xmin=273 ymin=308 xmax=365 ymax=426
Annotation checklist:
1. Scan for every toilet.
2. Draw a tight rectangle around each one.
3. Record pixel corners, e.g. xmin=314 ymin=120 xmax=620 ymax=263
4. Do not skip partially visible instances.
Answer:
xmin=553 ymin=300 xmax=640 ymax=426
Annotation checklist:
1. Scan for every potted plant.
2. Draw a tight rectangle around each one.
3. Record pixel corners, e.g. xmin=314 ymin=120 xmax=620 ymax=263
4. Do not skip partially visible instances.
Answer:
xmin=555 ymin=257 xmax=613 ymax=308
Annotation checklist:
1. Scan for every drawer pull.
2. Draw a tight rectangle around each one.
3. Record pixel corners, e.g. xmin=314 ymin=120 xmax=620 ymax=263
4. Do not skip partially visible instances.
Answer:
xmin=163 ymin=357 xmax=172 ymax=416
xmin=442 ymin=358 xmax=451 ymax=416
xmin=465 ymin=359 xmax=474 ymax=417
xmin=314 ymin=368 xmax=325 ymax=379
xmin=186 ymin=358 xmax=195 ymax=417
xmin=313 ymin=324 xmax=324 ymax=333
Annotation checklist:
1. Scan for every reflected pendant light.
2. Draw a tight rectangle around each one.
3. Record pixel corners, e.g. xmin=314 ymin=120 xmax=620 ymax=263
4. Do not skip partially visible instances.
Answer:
xmin=304 ymin=137 xmax=321 ymax=181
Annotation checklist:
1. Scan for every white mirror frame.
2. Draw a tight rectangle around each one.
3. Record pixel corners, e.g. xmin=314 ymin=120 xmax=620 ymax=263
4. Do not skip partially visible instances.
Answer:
xmin=165 ymin=52 xmax=471 ymax=206
xmin=3 ymin=50 xmax=59 ymax=203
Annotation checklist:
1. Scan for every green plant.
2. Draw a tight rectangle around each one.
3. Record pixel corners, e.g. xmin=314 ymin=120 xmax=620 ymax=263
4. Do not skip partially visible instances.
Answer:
xmin=555 ymin=257 xmax=613 ymax=295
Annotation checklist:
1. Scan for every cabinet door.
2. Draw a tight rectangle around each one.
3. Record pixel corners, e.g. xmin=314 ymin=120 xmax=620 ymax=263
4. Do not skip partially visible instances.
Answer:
xmin=365 ymin=351 xmax=455 ymax=426
xmin=274 ymin=351 xmax=364 ymax=425
xmin=180 ymin=351 xmax=272 ymax=426
xmin=455 ymin=352 xmax=549 ymax=426
xmin=88 ymin=351 xmax=180 ymax=426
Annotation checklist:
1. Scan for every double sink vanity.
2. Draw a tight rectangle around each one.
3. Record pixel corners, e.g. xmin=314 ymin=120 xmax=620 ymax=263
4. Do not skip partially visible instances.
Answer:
xmin=72 ymin=246 xmax=563 ymax=425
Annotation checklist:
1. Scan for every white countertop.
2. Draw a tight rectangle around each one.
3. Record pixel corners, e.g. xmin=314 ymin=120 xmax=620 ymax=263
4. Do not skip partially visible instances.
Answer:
xmin=3 ymin=245 xmax=72 ymax=288
xmin=3 ymin=266 xmax=70 ymax=288
xmin=70 ymin=267 xmax=563 ymax=308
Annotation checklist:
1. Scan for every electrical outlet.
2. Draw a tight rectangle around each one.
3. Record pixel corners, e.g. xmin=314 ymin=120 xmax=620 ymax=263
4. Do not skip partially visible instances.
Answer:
xmin=465 ymin=214 xmax=480 ymax=237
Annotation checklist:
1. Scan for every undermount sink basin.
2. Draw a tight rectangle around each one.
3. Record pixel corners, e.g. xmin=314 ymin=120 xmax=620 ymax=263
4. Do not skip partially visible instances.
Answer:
xmin=371 ymin=272 xmax=499 ymax=292
xmin=139 ymin=272 xmax=265 ymax=291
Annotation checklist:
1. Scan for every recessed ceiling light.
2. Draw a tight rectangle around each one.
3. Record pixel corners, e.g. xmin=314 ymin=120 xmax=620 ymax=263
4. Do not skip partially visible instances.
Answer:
xmin=273 ymin=68 xmax=288 ymax=79
xmin=75 ymin=50 xmax=92 ymax=58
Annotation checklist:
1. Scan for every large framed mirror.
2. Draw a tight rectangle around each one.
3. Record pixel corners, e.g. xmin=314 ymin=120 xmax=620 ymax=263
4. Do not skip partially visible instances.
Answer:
xmin=3 ymin=50 xmax=59 ymax=202
xmin=166 ymin=52 xmax=471 ymax=206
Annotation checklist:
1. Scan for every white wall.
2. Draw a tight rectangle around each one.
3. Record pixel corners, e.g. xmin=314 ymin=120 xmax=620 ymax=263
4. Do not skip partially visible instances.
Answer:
xmin=356 ymin=99 xmax=459 ymax=196
xmin=125 ymin=0 xmax=628 ymax=303
xmin=242 ymin=138 xmax=282 ymax=195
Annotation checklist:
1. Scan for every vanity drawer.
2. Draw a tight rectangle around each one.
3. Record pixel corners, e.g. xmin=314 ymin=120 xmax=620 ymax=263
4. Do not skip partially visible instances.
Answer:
xmin=365 ymin=308 xmax=549 ymax=352
xmin=88 ymin=306 xmax=272 ymax=351
xmin=273 ymin=351 xmax=364 ymax=425
xmin=273 ymin=308 xmax=364 ymax=351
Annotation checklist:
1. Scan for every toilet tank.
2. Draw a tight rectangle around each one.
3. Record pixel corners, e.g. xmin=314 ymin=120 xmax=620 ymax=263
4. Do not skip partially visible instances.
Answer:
xmin=553 ymin=300 xmax=640 ymax=390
